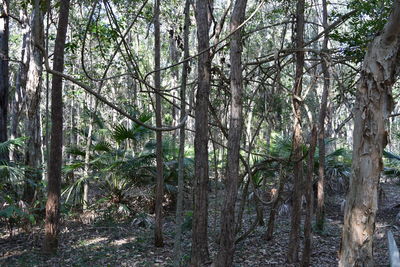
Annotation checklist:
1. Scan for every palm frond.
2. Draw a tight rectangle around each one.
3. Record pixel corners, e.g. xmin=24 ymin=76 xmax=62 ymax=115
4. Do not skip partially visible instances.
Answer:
xmin=113 ymin=124 xmax=137 ymax=143
xmin=383 ymin=150 xmax=400 ymax=161
xmin=66 ymin=145 xmax=86 ymax=157
xmin=93 ymin=141 xmax=112 ymax=152
xmin=0 ymin=137 xmax=27 ymax=155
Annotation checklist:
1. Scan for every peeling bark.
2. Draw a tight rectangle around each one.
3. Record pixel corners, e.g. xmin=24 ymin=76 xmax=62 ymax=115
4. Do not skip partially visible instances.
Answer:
xmin=339 ymin=1 xmax=400 ymax=265
xmin=23 ymin=0 xmax=47 ymax=204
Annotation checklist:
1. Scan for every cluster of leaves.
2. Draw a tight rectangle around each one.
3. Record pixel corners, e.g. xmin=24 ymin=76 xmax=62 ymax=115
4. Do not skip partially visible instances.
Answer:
xmin=63 ymin=111 xmax=194 ymax=219
xmin=383 ymin=150 xmax=400 ymax=178
xmin=0 ymin=138 xmax=44 ymax=235
xmin=251 ymin=135 xmax=352 ymax=191
xmin=331 ymin=0 xmax=392 ymax=62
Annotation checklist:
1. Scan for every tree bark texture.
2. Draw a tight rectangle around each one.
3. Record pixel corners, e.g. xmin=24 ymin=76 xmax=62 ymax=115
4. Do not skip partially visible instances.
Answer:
xmin=301 ymin=125 xmax=317 ymax=267
xmin=264 ymin=167 xmax=287 ymax=241
xmin=287 ymin=0 xmax=305 ymax=263
xmin=82 ymin=94 xmax=94 ymax=211
xmin=191 ymin=0 xmax=211 ymax=265
xmin=43 ymin=0 xmax=70 ymax=255
xmin=214 ymin=0 xmax=247 ymax=266
xmin=154 ymin=0 xmax=164 ymax=248
xmin=0 ymin=0 xmax=9 ymax=161
xmin=23 ymin=0 xmax=47 ymax=204
xmin=174 ymin=0 xmax=190 ymax=265
xmin=316 ymin=0 xmax=330 ymax=232
xmin=339 ymin=1 xmax=400 ymax=266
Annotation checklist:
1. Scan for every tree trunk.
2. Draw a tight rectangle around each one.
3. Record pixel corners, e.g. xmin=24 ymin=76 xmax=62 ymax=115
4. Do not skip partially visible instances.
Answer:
xmin=174 ymin=0 xmax=190 ymax=265
xmin=23 ymin=0 xmax=47 ymax=204
xmin=43 ymin=0 xmax=70 ymax=255
xmin=0 ymin=0 xmax=9 ymax=161
xmin=235 ymin=175 xmax=250 ymax=234
xmin=191 ymin=0 xmax=211 ymax=265
xmin=154 ymin=0 xmax=164 ymax=248
xmin=264 ymin=167 xmax=287 ymax=241
xmin=10 ymin=10 xmax=28 ymax=162
xmin=287 ymin=0 xmax=305 ymax=263
xmin=214 ymin=1 xmax=247 ymax=266
xmin=339 ymin=1 xmax=400 ymax=266
xmin=301 ymin=125 xmax=317 ymax=267
xmin=316 ymin=0 xmax=330 ymax=232
xmin=82 ymin=94 xmax=94 ymax=211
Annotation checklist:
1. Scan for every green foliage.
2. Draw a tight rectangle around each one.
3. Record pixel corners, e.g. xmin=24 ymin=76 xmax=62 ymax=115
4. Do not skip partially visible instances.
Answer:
xmin=331 ymin=0 xmax=392 ymax=62
xmin=63 ymin=108 xmax=194 ymax=214
xmin=383 ymin=150 xmax=400 ymax=178
xmin=0 ymin=137 xmax=27 ymax=158
xmin=181 ymin=211 xmax=193 ymax=233
xmin=0 ymin=137 xmax=27 ymax=195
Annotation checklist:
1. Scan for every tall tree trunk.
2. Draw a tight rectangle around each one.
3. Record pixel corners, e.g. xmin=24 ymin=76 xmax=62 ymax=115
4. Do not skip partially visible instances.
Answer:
xmin=174 ymin=0 xmax=190 ymax=265
xmin=287 ymin=0 xmax=305 ymax=263
xmin=82 ymin=94 xmax=94 ymax=211
xmin=169 ymin=26 xmax=180 ymax=160
xmin=11 ymin=10 xmax=28 ymax=162
xmin=43 ymin=0 xmax=70 ymax=255
xmin=339 ymin=1 xmax=400 ymax=266
xmin=214 ymin=0 xmax=247 ymax=264
xmin=301 ymin=125 xmax=317 ymax=267
xmin=0 ymin=0 xmax=9 ymax=161
xmin=191 ymin=0 xmax=211 ymax=265
xmin=316 ymin=0 xmax=330 ymax=232
xmin=154 ymin=0 xmax=164 ymax=248
xmin=23 ymin=0 xmax=48 ymax=204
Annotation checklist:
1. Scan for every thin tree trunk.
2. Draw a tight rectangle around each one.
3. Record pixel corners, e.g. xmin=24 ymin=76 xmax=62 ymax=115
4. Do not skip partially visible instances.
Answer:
xmin=82 ymin=94 xmax=94 ymax=211
xmin=154 ymin=0 xmax=164 ymax=248
xmin=0 ymin=0 xmax=9 ymax=161
xmin=214 ymin=0 xmax=247 ymax=266
xmin=264 ymin=167 xmax=287 ymax=241
xmin=301 ymin=125 xmax=317 ymax=267
xmin=316 ymin=0 xmax=330 ymax=232
xmin=339 ymin=1 xmax=400 ymax=265
xmin=23 ymin=0 xmax=47 ymax=204
xmin=43 ymin=0 xmax=70 ymax=255
xmin=174 ymin=0 xmax=190 ymax=265
xmin=235 ymin=176 xmax=250 ymax=234
xmin=191 ymin=0 xmax=211 ymax=264
xmin=169 ymin=27 xmax=179 ymax=160
xmin=287 ymin=0 xmax=305 ymax=263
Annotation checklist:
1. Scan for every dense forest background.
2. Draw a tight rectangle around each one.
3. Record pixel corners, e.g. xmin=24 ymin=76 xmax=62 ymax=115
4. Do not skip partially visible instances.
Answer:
xmin=1 ymin=0 xmax=400 ymax=266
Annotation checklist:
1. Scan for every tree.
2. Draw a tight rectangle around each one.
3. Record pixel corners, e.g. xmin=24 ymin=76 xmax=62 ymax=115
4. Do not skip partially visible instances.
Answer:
xmin=43 ymin=0 xmax=71 ymax=255
xmin=23 ymin=0 xmax=48 ymax=204
xmin=191 ymin=0 xmax=211 ymax=265
xmin=301 ymin=124 xmax=317 ymax=266
xmin=174 ymin=0 xmax=190 ymax=264
xmin=316 ymin=0 xmax=330 ymax=232
xmin=339 ymin=0 xmax=400 ymax=265
xmin=214 ymin=0 xmax=247 ymax=266
xmin=0 ymin=0 xmax=9 ymax=162
xmin=154 ymin=0 xmax=164 ymax=248
xmin=287 ymin=0 xmax=305 ymax=263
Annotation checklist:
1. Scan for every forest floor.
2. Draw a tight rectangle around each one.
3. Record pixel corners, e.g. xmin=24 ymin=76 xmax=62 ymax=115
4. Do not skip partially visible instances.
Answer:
xmin=1 ymin=180 xmax=400 ymax=267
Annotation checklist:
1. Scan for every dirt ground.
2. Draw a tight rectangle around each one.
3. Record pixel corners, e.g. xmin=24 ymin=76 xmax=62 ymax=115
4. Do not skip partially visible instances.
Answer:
xmin=1 ymin=181 xmax=399 ymax=267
